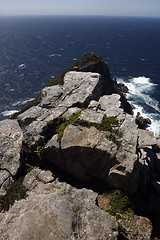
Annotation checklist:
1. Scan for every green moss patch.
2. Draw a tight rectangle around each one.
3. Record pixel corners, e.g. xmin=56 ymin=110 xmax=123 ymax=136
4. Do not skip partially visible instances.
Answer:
xmin=0 ymin=177 xmax=27 ymax=212
xmin=54 ymin=110 xmax=83 ymax=142
xmin=54 ymin=110 xmax=122 ymax=147
xmin=76 ymin=114 xmax=118 ymax=131
xmin=75 ymin=114 xmax=122 ymax=147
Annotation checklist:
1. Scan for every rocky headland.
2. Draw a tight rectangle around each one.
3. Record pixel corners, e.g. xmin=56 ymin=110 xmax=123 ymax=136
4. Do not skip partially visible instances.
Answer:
xmin=0 ymin=53 xmax=160 ymax=239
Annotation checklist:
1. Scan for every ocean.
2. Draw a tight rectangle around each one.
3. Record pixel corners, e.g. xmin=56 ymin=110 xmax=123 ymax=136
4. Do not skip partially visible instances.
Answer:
xmin=0 ymin=15 xmax=160 ymax=136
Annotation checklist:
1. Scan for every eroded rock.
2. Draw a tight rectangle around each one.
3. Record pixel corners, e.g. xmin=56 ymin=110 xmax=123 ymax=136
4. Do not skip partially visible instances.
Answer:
xmin=0 ymin=119 xmax=23 ymax=194
xmin=136 ymin=112 xmax=151 ymax=129
xmin=45 ymin=124 xmax=118 ymax=183
xmin=117 ymin=214 xmax=152 ymax=240
xmin=23 ymin=168 xmax=55 ymax=191
xmin=39 ymin=71 xmax=103 ymax=109
xmin=0 ymin=179 xmax=119 ymax=240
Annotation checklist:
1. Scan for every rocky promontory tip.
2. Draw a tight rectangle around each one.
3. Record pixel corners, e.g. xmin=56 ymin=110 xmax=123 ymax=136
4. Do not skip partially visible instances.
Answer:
xmin=0 ymin=53 xmax=160 ymax=239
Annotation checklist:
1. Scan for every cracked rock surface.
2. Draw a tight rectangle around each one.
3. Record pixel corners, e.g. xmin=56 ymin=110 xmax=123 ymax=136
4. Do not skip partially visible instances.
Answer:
xmin=0 ymin=172 xmax=118 ymax=240
xmin=0 ymin=119 xmax=23 ymax=195
xmin=0 ymin=56 xmax=160 ymax=239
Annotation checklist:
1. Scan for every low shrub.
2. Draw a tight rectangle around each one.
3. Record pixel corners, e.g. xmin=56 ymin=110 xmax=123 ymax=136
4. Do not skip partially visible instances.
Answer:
xmin=0 ymin=177 xmax=27 ymax=212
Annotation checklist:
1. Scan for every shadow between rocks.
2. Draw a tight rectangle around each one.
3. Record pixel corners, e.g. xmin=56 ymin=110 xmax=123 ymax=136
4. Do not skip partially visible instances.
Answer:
xmin=23 ymin=143 xmax=160 ymax=239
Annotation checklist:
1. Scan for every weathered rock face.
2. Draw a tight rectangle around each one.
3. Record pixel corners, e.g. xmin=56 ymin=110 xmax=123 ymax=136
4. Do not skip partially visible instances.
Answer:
xmin=22 ymin=168 xmax=55 ymax=190
xmin=45 ymin=124 xmax=118 ymax=182
xmin=42 ymin=92 xmax=141 ymax=194
xmin=107 ymin=114 xmax=139 ymax=193
xmin=40 ymin=71 xmax=103 ymax=108
xmin=97 ymin=194 xmax=153 ymax=240
xmin=17 ymin=71 xmax=104 ymax=150
xmin=117 ymin=214 xmax=152 ymax=240
xmin=0 ymin=119 xmax=23 ymax=195
xmin=11 ymin=69 xmax=159 ymax=195
xmin=0 ymin=53 xmax=160 ymax=239
xmin=0 ymin=171 xmax=119 ymax=240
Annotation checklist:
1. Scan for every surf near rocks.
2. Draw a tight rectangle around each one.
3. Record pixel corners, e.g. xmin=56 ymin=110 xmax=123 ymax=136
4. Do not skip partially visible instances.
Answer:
xmin=0 ymin=53 xmax=160 ymax=239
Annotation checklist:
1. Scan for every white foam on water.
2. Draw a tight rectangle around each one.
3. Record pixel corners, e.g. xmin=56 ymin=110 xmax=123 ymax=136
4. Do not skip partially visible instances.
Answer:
xmin=117 ymin=76 xmax=160 ymax=137
xmin=1 ymin=110 xmax=18 ymax=117
xmin=21 ymin=98 xmax=34 ymax=105
xmin=132 ymin=76 xmax=150 ymax=84
xmin=12 ymin=98 xmax=34 ymax=107
xmin=49 ymin=53 xmax=61 ymax=57
xmin=18 ymin=64 xmax=26 ymax=69
xmin=133 ymin=104 xmax=160 ymax=137
xmin=118 ymin=77 xmax=160 ymax=113
xmin=132 ymin=105 xmax=146 ymax=117
xmin=50 ymin=75 xmax=55 ymax=79
xmin=147 ymin=119 xmax=160 ymax=138
xmin=132 ymin=76 xmax=157 ymax=89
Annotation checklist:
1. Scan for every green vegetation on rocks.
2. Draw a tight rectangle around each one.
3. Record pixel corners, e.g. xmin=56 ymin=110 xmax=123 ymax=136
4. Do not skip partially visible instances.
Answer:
xmin=35 ymin=145 xmax=44 ymax=159
xmin=54 ymin=110 xmax=83 ymax=142
xmin=107 ymin=190 xmax=134 ymax=219
xmin=54 ymin=110 xmax=122 ymax=146
xmin=0 ymin=176 xmax=27 ymax=212
xmin=47 ymin=52 xmax=102 ymax=87
xmin=74 ymin=114 xmax=122 ymax=147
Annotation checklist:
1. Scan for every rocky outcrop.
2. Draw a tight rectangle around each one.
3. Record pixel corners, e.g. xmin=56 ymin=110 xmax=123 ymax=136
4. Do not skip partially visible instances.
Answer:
xmin=45 ymin=124 xmax=118 ymax=182
xmin=43 ymin=92 xmax=140 ymax=194
xmin=17 ymin=71 xmax=103 ymax=150
xmin=0 ymin=170 xmax=119 ymax=240
xmin=136 ymin=112 xmax=151 ymax=129
xmin=1 ymin=55 xmax=159 ymax=196
xmin=0 ymin=53 xmax=160 ymax=239
xmin=97 ymin=193 xmax=153 ymax=240
xmin=117 ymin=214 xmax=152 ymax=240
xmin=0 ymin=119 xmax=23 ymax=195
xmin=40 ymin=71 xmax=103 ymax=108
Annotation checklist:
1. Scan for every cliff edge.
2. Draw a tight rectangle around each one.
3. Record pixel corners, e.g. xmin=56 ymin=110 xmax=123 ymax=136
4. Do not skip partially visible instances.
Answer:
xmin=0 ymin=53 xmax=160 ymax=239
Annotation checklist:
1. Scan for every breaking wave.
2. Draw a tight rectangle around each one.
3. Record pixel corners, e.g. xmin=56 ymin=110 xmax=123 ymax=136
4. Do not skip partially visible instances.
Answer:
xmin=1 ymin=110 xmax=18 ymax=117
xmin=18 ymin=64 xmax=26 ymax=69
xmin=12 ymin=98 xmax=34 ymax=107
xmin=117 ymin=76 xmax=160 ymax=137
xmin=0 ymin=98 xmax=34 ymax=118
xmin=49 ymin=53 xmax=61 ymax=57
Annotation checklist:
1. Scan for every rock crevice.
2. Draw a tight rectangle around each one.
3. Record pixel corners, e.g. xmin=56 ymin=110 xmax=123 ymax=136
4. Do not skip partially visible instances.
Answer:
xmin=0 ymin=53 xmax=159 ymax=239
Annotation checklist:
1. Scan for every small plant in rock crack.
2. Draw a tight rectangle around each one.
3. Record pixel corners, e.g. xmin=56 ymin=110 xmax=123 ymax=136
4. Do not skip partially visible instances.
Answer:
xmin=107 ymin=190 xmax=134 ymax=219
xmin=0 ymin=177 xmax=27 ymax=212
xmin=35 ymin=146 xmax=44 ymax=158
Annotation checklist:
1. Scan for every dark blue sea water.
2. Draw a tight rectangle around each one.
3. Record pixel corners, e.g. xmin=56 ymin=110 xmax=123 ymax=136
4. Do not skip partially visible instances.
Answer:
xmin=0 ymin=16 xmax=160 ymax=136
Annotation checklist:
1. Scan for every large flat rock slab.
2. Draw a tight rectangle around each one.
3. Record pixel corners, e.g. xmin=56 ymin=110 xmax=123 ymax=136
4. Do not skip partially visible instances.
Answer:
xmin=39 ymin=71 xmax=103 ymax=108
xmin=0 ymin=179 xmax=118 ymax=240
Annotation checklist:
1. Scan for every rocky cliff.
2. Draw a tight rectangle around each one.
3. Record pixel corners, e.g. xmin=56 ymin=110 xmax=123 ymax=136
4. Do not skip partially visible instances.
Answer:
xmin=0 ymin=53 xmax=160 ymax=239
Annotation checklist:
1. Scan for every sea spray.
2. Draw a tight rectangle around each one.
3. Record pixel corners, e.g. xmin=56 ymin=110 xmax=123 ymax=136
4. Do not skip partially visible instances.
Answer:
xmin=117 ymin=76 xmax=160 ymax=137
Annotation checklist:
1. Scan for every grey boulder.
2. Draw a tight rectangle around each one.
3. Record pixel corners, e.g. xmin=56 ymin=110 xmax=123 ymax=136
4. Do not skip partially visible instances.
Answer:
xmin=0 ymin=119 xmax=23 ymax=194
xmin=0 ymin=178 xmax=118 ymax=240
